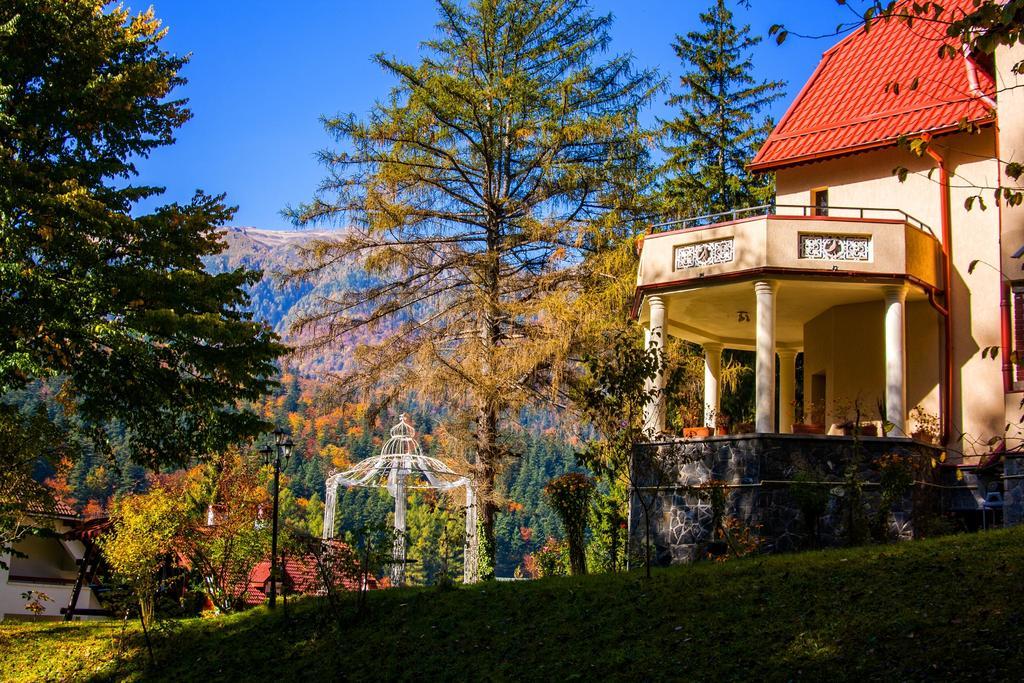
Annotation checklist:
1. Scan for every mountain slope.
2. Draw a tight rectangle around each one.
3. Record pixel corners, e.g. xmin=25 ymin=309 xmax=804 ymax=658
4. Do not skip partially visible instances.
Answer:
xmin=209 ymin=226 xmax=355 ymax=373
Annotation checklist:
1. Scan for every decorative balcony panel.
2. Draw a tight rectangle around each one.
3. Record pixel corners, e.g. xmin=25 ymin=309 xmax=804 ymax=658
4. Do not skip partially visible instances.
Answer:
xmin=798 ymin=234 xmax=871 ymax=261
xmin=674 ymin=238 xmax=734 ymax=270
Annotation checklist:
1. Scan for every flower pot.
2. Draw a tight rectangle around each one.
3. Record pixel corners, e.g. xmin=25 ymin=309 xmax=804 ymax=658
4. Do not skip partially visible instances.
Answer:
xmin=792 ymin=423 xmax=825 ymax=435
xmin=912 ymin=430 xmax=937 ymax=444
xmin=715 ymin=427 xmax=729 ymax=436
xmin=683 ymin=426 xmax=713 ymax=439
xmin=734 ymin=421 xmax=755 ymax=434
xmin=841 ymin=423 xmax=877 ymax=437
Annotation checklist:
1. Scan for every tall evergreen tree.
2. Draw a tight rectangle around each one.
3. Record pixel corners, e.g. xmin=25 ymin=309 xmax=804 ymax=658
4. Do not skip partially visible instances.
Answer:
xmin=660 ymin=0 xmax=785 ymax=218
xmin=0 ymin=1 xmax=284 ymax=469
xmin=290 ymin=0 xmax=658 ymax=573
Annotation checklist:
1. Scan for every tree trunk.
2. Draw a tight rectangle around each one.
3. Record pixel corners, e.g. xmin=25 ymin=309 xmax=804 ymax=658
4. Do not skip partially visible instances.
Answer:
xmin=476 ymin=397 xmax=499 ymax=579
xmin=475 ymin=221 xmax=502 ymax=579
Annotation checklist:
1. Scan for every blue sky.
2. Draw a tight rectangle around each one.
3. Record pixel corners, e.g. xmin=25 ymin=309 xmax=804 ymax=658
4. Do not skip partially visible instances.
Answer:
xmin=133 ymin=1 xmax=861 ymax=229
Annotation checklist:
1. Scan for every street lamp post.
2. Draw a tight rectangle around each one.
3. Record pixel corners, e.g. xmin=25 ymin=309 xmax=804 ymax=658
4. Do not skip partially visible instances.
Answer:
xmin=260 ymin=427 xmax=293 ymax=610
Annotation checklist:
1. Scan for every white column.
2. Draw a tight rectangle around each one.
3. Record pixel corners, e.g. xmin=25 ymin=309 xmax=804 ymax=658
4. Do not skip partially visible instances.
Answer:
xmin=463 ymin=484 xmax=479 ymax=584
xmin=391 ymin=465 xmax=408 ymax=586
xmin=778 ymin=349 xmax=797 ymax=434
xmin=884 ymin=285 xmax=908 ymax=436
xmin=703 ymin=343 xmax=723 ymax=428
xmin=643 ymin=295 xmax=667 ymax=436
xmin=754 ymin=281 xmax=777 ymax=433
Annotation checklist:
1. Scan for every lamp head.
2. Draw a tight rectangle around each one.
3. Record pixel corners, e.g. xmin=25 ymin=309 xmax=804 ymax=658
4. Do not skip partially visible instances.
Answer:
xmin=258 ymin=445 xmax=273 ymax=465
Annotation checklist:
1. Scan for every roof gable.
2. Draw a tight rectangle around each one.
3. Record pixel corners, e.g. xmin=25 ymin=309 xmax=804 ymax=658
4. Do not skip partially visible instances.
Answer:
xmin=750 ymin=0 xmax=995 ymax=172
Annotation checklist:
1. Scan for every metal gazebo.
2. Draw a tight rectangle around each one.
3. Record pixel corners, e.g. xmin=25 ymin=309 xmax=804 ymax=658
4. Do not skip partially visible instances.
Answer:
xmin=322 ymin=414 xmax=479 ymax=585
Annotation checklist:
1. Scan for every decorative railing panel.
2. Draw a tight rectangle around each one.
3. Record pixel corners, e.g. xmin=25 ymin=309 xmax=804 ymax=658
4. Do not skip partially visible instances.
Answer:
xmin=674 ymin=238 xmax=734 ymax=270
xmin=798 ymin=233 xmax=871 ymax=261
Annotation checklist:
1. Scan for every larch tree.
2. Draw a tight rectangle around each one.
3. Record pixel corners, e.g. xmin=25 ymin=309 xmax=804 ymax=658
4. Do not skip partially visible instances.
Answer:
xmin=0 ymin=1 xmax=283 ymax=471
xmin=289 ymin=0 xmax=658 ymax=572
xmin=660 ymin=0 xmax=785 ymax=218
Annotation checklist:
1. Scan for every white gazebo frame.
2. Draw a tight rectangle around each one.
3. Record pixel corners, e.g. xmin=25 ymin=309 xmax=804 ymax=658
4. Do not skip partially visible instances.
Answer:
xmin=322 ymin=414 xmax=479 ymax=585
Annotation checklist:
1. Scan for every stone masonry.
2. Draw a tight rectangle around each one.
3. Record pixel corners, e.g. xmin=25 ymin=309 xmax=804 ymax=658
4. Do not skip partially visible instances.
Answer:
xmin=628 ymin=434 xmax=947 ymax=565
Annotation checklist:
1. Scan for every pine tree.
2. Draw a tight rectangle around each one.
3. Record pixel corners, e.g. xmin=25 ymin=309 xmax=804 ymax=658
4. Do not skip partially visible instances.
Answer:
xmin=660 ymin=0 xmax=785 ymax=218
xmin=289 ymin=0 xmax=658 ymax=573
xmin=0 ymin=1 xmax=283 ymax=467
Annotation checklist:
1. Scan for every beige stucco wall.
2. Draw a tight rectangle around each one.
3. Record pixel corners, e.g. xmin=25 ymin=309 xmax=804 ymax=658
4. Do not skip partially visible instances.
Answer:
xmin=997 ymin=42 xmax=1024 ymax=438
xmin=997 ymin=42 xmax=1024 ymax=276
xmin=801 ymin=300 xmax=939 ymax=431
xmin=778 ymin=130 xmax=1004 ymax=451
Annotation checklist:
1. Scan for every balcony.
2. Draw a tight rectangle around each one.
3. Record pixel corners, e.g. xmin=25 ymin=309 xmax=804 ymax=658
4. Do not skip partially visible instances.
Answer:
xmin=632 ymin=204 xmax=948 ymax=443
xmin=636 ymin=204 xmax=943 ymax=294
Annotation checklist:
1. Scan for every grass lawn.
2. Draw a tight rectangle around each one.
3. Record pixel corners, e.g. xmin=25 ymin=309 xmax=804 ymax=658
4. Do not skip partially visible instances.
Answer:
xmin=2 ymin=527 xmax=1022 ymax=682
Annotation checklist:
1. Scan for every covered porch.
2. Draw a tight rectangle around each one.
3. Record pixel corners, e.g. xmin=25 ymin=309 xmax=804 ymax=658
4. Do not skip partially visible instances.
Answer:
xmin=633 ymin=205 xmax=946 ymax=440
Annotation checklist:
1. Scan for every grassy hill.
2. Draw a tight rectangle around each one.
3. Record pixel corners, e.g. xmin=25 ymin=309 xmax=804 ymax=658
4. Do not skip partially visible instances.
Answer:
xmin=3 ymin=528 xmax=1022 ymax=682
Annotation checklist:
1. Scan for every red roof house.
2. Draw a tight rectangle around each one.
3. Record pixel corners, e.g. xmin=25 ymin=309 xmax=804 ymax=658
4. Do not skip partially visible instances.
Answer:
xmin=631 ymin=0 xmax=1024 ymax=558
xmin=242 ymin=547 xmax=378 ymax=607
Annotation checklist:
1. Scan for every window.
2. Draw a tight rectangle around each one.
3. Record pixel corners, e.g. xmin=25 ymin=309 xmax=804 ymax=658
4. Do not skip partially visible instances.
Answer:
xmin=812 ymin=188 xmax=829 ymax=217
xmin=1012 ymin=283 xmax=1024 ymax=391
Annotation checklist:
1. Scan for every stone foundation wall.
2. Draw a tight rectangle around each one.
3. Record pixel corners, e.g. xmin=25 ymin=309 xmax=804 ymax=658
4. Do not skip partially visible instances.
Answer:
xmin=628 ymin=434 xmax=946 ymax=565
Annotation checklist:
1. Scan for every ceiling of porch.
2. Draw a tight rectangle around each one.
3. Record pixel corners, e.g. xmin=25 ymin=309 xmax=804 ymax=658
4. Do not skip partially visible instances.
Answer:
xmin=642 ymin=277 xmax=930 ymax=351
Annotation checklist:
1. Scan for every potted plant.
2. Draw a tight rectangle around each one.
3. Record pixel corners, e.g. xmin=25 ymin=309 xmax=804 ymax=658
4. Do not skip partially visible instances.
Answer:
xmin=792 ymin=423 xmax=826 ymax=435
xmin=910 ymin=406 xmax=940 ymax=444
xmin=838 ymin=421 xmax=877 ymax=437
xmin=791 ymin=398 xmax=826 ymax=434
xmin=733 ymin=420 xmax=755 ymax=434
xmin=680 ymin=406 xmax=712 ymax=439
xmin=714 ymin=411 xmax=730 ymax=437
xmin=683 ymin=425 xmax=714 ymax=439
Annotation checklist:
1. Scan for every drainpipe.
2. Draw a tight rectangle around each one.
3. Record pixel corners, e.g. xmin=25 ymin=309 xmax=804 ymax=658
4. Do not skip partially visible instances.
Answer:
xmin=921 ymin=133 xmax=954 ymax=445
xmin=994 ymin=118 xmax=1013 ymax=394
xmin=962 ymin=45 xmax=997 ymax=110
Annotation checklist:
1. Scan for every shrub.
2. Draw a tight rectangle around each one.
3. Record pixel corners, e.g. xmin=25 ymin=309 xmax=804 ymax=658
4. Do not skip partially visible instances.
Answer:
xmin=790 ymin=470 xmax=831 ymax=548
xmin=529 ymin=537 xmax=569 ymax=578
xmin=544 ymin=473 xmax=595 ymax=575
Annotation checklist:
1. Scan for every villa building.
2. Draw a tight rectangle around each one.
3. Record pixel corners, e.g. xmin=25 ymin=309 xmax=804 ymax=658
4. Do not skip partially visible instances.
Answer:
xmin=631 ymin=0 xmax=1023 ymax=561
xmin=0 ymin=503 xmax=106 ymax=621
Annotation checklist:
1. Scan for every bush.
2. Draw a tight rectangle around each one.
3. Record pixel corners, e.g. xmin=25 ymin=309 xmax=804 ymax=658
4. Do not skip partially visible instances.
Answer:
xmin=526 ymin=537 xmax=569 ymax=578
xmin=543 ymin=473 xmax=595 ymax=575
xmin=790 ymin=470 xmax=831 ymax=548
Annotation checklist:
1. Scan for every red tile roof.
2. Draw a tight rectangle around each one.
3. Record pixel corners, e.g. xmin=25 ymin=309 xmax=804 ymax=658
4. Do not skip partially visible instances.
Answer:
xmin=24 ymin=500 xmax=80 ymax=519
xmin=749 ymin=0 xmax=995 ymax=172
xmin=242 ymin=546 xmax=378 ymax=606
xmin=63 ymin=516 xmax=112 ymax=541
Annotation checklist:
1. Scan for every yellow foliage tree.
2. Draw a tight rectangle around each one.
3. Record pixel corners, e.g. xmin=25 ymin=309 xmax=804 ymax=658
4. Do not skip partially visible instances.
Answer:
xmin=100 ymin=488 xmax=188 ymax=625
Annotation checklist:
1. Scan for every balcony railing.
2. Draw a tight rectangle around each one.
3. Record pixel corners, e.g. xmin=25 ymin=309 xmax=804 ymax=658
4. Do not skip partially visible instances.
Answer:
xmin=648 ymin=204 xmax=934 ymax=236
